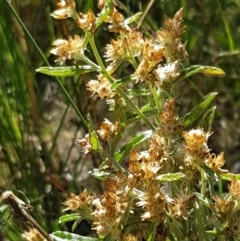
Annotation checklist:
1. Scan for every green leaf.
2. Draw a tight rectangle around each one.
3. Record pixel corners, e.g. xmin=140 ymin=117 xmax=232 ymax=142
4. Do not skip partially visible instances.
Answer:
xmin=220 ymin=173 xmax=240 ymax=181
xmin=126 ymin=89 xmax=151 ymax=97
xmin=59 ymin=213 xmax=81 ymax=224
xmin=111 ymin=75 xmax=136 ymax=89
xmin=127 ymin=104 xmax=158 ymax=123
xmin=177 ymin=65 xmax=225 ymax=82
xmin=51 ymin=231 xmax=98 ymax=241
xmin=147 ymin=221 xmax=158 ymax=241
xmin=90 ymin=131 xmax=99 ymax=151
xmin=115 ymin=130 xmax=152 ymax=162
xmin=155 ymin=172 xmax=185 ymax=182
xmin=124 ymin=12 xmax=143 ymax=25
xmin=36 ymin=65 xmax=96 ymax=77
xmin=89 ymin=168 xmax=111 ymax=180
xmin=96 ymin=0 xmax=113 ymax=29
xmin=201 ymin=106 xmax=217 ymax=132
xmin=181 ymin=92 xmax=218 ymax=128
xmin=194 ymin=192 xmax=210 ymax=208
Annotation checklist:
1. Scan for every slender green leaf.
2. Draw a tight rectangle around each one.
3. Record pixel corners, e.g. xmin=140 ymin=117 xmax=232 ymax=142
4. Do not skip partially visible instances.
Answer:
xmin=59 ymin=213 xmax=81 ymax=224
xmin=96 ymin=0 xmax=113 ymax=29
xmin=89 ymin=168 xmax=111 ymax=180
xmin=126 ymin=89 xmax=151 ymax=97
xmin=155 ymin=172 xmax=185 ymax=182
xmin=72 ymin=218 xmax=83 ymax=232
xmin=177 ymin=65 xmax=225 ymax=83
xmin=201 ymin=106 xmax=217 ymax=132
xmin=124 ymin=12 xmax=143 ymax=25
xmin=90 ymin=131 xmax=99 ymax=151
xmin=181 ymin=92 xmax=218 ymax=128
xmin=36 ymin=65 xmax=96 ymax=77
xmin=220 ymin=173 xmax=240 ymax=181
xmin=51 ymin=231 xmax=98 ymax=241
xmin=147 ymin=221 xmax=158 ymax=241
xmin=115 ymin=130 xmax=152 ymax=162
xmin=111 ymin=75 xmax=136 ymax=89
xmin=194 ymin=193 xmax=211 ymax=208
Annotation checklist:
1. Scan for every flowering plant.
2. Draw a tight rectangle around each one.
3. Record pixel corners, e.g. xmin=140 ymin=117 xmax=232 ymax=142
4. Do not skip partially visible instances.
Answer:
xmin=35 ymin=0 xmax=240 ymax=240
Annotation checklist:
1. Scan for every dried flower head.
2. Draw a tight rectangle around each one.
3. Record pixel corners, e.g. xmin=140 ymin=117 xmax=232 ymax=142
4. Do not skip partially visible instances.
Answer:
xmin=135 ymin=41 xmax=164 ymax=82
xmin=128 ymin=149 xmax=161 ymax=180
xmin=76 ymin=134 xmax=92 ymax=154
xmin=122 ymin=233 xmax=139 ymax=241
xmin=87 ymin=75 xmax=115 ymax=100
xmin=183 ymin=128 xmax=211 ymax=158
xmin=156 ymin=8 xmax=188 ymax=63
xmin=159 ymin=98 xmax=180 ymax=135
xmin=104 ymin=7 xmax=126 ymax=33
xmin=21 ymin=228 xmax=44 ymax=241
xmin=229 ymin=176 xmax=240 ymax=201
xmin=51 ymin=0 xmax=76 ymax=19
xmin=50 ymin=35 xmax=85 ymax=65
xmin=206 ymin=152 xmax=226 ymax=173
xmin=92 ymin=191 xmax=128 ymax=239
xmin=105 ymin=30 xmax=145 ymax=70
xmin=211 ymin=195 xmax=235 ymax=221
xmin=97 ymin=119 xmax=120 ymax=141
xmin=167 ymin=194 xmax=195 ymax=220
xmin=63 ymin=190 xmax=93 ymax=211
xmin=77 ymin=9 xmax=96 ymax=32
xmin=155 ymin=61 xmax=181 ymax=88
xmin=136 ymin=184 xmax=166 ymax=221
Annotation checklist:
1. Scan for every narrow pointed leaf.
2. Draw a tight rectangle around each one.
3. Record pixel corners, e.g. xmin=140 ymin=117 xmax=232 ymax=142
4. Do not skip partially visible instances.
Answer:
xmin=51 ymin=231 xmax=98 ymax=241
xmin=90 ymin=131 xmax=99 ymax=151
xmin=59 ymin=213 xmax=81 ymax=224
xmin=89 ymin=168 xmax=111 ymax=180
xmin=177 ymin=65 xmax=225 ymax=82
xmin=194 ymin=193 xmax=211 ymax=208
xmin=220 ymin=173 xmax=240 ymax=181
xmin=115 ymin=130 xmax=153 ymax=162
xmin=181 ymin=92 xmax=218 ymax=128
xmin=111 ymin=75 xmax=136 ymax=89
xmin=155 ymin=172 xmax=185 ymax=182
xmin=124 ymin=12 xmax=142 ymax=25
xmin=36 ymin=65 xmax=96 ymax=77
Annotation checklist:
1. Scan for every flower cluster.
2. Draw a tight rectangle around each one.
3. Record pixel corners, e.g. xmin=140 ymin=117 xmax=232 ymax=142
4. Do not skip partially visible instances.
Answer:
xmin=40 ymin=0 xmax=235 ymax=240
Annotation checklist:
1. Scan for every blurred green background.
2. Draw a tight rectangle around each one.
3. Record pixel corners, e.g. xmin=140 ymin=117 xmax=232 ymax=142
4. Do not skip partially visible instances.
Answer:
xmin=0 ymin=0 xmax=240 ymax=240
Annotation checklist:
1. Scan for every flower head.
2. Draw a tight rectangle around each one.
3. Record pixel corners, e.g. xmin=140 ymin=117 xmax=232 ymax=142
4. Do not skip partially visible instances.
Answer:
xmin=105 ymin=30 xmax=145 ymax=70
xmin=50 ymin=35 xmax=85 ymax=65
xmin=183 ymin=129 xmax=211 ymax=157
xmin=87 ymin=75 xmax=115 ymax=100
xmin=97 ymin=119 xmax=120 ymax=141
xmin=229 ymin=176 xmax=240 ymax=201
xmin=51 ymin=0 xmax=76 ymax=19
xmin=135 ymin=41 xmax=164 ymax=82
xmin=21 ymin=228 xmax=44 ymax=241
xmin=183 ymin=128 xmax=211 ymax=168
xmin=206 ymin=152 xmax=226 ymax=173
xmin=156 ymin=8 xmax=188 ymax=63
xmin=159 ymin=98 xmax=180 ymax=135
xmin=63 ymin=190 xmax=93 ymax=211
xmin=155 ymin=61 xmax=181 ymax=88
xmin=136 ymin=184 xmax=166 ymax=221
xmin=92 ymin=191 xmax=128 ymax=239
xmin=76 ymin=134 xmax=92 ymax=154
xmin=211 ymin=195 xmax=235 ymax=220
xmin=167 ymin=194 xmax=195 ymax=220
xmin=77 ymin=9 xmax=96 ymax=32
